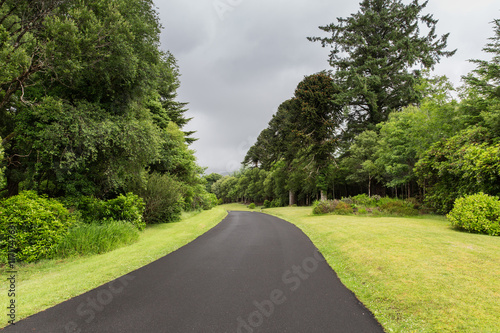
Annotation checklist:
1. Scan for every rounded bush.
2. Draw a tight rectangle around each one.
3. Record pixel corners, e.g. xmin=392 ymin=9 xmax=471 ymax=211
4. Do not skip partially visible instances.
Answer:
xmin=312 ymin=200 xmax=339 ymax=215
xmin=335 ymin=201 xmax=353 ymax=215
xmin=0 ymin=191 xmax=74 ymax=263
xmin=447 ymin=193 xmax=500 ymax=236
xmin=248 ymin=203 xmax=256 ymax=209
xmin=75 ymin=193 xmax=145 ymax=230
xmin=380 ymin=199 xmax=419 ymax=216
xmin=263 ymin=200 xmax=271 ymax=208
xmin=139 ymin=173 xmax=182 ymax=224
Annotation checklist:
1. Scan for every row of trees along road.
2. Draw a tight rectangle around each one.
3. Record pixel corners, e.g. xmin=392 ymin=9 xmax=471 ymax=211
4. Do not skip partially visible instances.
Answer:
xmin=217 ymin=0 xmax=500 ymax=213
xmin=0 ymin=0 xmax=212 ymax=211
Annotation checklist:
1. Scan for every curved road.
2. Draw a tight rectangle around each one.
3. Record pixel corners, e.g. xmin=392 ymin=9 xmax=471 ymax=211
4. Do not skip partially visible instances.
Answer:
xmin=3 ymin=211 xmax=384 ymax=332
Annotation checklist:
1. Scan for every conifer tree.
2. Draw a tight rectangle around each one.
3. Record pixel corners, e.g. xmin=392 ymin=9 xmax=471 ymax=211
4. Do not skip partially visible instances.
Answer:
xmin=309 ymin=0 xmax=455 ymax=138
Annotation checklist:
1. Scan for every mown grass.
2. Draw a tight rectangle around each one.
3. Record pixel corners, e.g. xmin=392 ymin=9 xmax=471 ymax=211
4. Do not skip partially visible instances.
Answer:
xmin=228 ymin=204 xmax=499 ymax=333
xmin=0 ymin=206 xmax=227 ymax=328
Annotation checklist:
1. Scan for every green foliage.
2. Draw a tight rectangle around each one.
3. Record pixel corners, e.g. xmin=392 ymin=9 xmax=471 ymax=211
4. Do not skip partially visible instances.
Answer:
xmin=271 ymin=198 xmax=283 ymax=208
xmin=0 ymin=138 xmax=4 ymax=189
xmin=415 ymin=126 xmax=500 ymax=213
xmin=380 ymin=199 xmax=419 ymax=216
xmin=0 ymin=191 xmax=74 ymax=263
xmin=312 ymin=200 xmax=353 ymax=215
xmin=74 ymin=193 xmax=145 ymax=230
xmin=312 ymin=200 xmax=339 ymax=215
xmin=1 ymin=0 xmax=205 ymax=210
xmin=195 ymin=191 xmax=218 ymax=211
xmin=248 ymin=203 xmax=256 ymax=209
xmin=263 ymin=200 xmax=271 ymax=208
xmin=309 ymin=0 xmax=455 ymax=137
xmin=53 ymin=221 xmax=139 ymax=258
xmin=352 ymin=194 xmax=375 ymax=207
xmin=335 ymin=201 xmax=354 ymax=215
xmin=204 ymin=173 xmax=223 ymax=193
xmin=342 ymin=130 xmax=381 ymax=195
xmin=136 ymin=173 xmax=183 ymax=224
xmin=447 ymin=193 xmax=500 ymax=236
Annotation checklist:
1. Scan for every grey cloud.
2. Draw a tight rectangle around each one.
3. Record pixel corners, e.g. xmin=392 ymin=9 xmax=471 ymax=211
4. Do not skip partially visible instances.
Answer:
xmin=154 ymin=0 xmax=499 ymax=174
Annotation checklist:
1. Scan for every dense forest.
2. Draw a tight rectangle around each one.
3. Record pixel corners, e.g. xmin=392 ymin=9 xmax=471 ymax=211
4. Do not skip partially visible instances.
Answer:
xmin=0 ymin=0 xmax=216 ymax=263
xmin=211 ymin=0 xmax=500 ymax=216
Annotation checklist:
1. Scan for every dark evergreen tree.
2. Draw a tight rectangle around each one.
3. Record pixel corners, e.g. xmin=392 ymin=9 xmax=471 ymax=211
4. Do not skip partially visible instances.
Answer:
xmin=309 ymin=0 xmax=455 ymax=138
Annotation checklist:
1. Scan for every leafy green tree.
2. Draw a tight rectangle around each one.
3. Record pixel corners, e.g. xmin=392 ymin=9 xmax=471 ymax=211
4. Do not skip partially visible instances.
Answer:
xmin=244 ymin=99 xmax=298 ymax=170
xmin=415 ymin=126 xmax=500 ymax=213
xmin=292 ymin=73 xmax=343 ymax=200
xmin=309 ymin=0 xmax=455 ymax=137
xmin=204 ymin=173 xmax=223 ymax=193
xmin=342 ymin=130 xmax=381 ymax=196
xmin=0 ymin=136 xmax=4 ymax=189
xmin=415 ymin=21 xmax=500 ymax=213
xmin=460 ymin=19 xmax=500 ymax=135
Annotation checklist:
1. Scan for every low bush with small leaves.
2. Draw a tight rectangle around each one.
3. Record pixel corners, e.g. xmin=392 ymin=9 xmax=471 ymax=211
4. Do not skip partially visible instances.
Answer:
xmin=447 ymin=193 xmax=500 ymax=236
xmin=335 ymin=201 xmax=354 ymax=215
xmin=248 ymin=203 xmax=256 ymax=209
xmin=263 ymin=200 xmax=271 ymax=208
xmin=380 ymin=199 xmax=419 ymax=216
xmin=352 ymin=194 xmax=372 ymax=206
xmin=341 ymin=197 xmax=354 ymax=205
xmin=312 ymin=200 xmax=339 ymax=215
xmin=0 ymin=191 xmax=75 ymax=263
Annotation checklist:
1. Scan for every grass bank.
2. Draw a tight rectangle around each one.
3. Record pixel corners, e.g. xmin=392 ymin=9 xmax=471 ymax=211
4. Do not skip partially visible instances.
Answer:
xmin=0 ymin=206 xmax=227 ymax=327
xmin=224 ymin=203 xmax=500 ymax=333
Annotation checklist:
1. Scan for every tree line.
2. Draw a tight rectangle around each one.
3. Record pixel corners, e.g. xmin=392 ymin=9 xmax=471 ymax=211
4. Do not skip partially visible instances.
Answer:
xmin=210 ymin=0 xmax=500 ymax=214
xmin=0 ymin=0 xmax=215 ymax=216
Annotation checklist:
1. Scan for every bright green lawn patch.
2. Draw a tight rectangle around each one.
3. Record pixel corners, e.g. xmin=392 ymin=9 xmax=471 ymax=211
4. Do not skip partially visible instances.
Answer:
xmin=253 ymin=205 xmax=500 ymax=333
xmin=0 ymin=207 xmax=227 ymax=327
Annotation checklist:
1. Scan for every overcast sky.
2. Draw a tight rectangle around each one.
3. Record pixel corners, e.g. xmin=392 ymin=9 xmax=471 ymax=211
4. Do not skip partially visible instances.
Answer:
xmin=153 ymin=0 xmax=500 ymax=175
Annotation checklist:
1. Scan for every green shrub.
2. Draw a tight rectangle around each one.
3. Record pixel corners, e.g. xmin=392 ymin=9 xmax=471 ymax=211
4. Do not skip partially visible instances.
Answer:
xmin=0 ymin=191 xmax=74 ymax=263
xmin=263 ymin=200 xmax=271 ymax=208
xmin=358 ymin=208 xmax=368 ymax=214
xmin=352 ymin=194 xmax=372 ymax=206
xmin=312 ymin=200 xmax=339 ymax=215
xmin=75 ymin=193 xmax=145 ymax=230
xmin=54 ymin=221 xmax=139 ymax=258
xmin=380 ymin=199 xmax=419 ymax=216
xmin=248 ymin=203 xmax=256 ymax=209
xmin=0 ymin=137 xmax=5 ymax=189
xmin=335 ymin=201 xmax=353 ymax=215
xmin=447 ymin=193 xmax=500 ymax=236
xmin=271 ymin=198 xmax=282 ymax=208
xmin=217 ymin=198 xmax=224 ymax=205
xmin=341 ymin=197 xmax=354 ymax=205
xmin=136 ymin=173 xmax=183 ymax=224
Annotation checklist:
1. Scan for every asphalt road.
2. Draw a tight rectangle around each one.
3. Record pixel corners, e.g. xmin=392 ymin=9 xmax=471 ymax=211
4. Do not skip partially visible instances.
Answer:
xmin=2 ymin=211 xmax=384 ymax=333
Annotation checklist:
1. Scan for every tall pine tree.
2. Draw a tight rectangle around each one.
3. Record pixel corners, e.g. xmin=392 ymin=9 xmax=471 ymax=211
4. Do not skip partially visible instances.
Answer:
xmin=309 ymin=0 xmax=455 ymax=138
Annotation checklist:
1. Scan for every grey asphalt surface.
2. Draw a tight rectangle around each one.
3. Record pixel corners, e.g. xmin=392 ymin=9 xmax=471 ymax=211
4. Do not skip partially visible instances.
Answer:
xmin=2 ymin=211 xmax=384 ymax=333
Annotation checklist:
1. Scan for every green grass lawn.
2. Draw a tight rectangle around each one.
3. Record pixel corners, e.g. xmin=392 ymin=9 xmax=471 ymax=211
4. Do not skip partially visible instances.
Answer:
xmin=225 ymin=204 xmax=499 ymax=333
xmin=0 ymin=207 xmax=227 ymax=328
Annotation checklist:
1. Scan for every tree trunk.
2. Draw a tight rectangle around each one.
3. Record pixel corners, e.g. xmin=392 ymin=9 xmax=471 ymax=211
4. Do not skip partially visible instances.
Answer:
xmin=320 ymin=190 xmax=327 ymax=201
xmin=289 ymin=190 xmax=296 ymax=206
xmin=368 ymin=176 xmax=371 ymax=197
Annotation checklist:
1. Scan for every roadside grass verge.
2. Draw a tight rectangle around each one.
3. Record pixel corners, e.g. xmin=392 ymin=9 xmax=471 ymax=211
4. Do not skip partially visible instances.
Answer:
xmin=224 ymin=204 xmax=500 ymax=333
xmin=0 ymin=206 xmax=227 ymax=327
